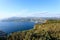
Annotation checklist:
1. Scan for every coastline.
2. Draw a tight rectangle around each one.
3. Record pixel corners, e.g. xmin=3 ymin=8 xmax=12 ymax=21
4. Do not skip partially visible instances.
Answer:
xmin=7 ymin=20 xmax=60 ymax=40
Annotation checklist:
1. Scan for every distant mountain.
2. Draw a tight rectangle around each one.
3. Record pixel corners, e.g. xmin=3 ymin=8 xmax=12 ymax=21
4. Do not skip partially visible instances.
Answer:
xmin=1 ymin=17 xmax=46 ymax=23
xmin=1 ymin=17 xmax=60 ymax=23
xmin=1 ymin=17 xmax=22 ymax=22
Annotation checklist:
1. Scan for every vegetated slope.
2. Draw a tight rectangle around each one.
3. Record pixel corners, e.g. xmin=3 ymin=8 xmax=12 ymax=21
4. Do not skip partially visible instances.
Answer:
xmin=7 ymin=20 xmax=60 ymax=40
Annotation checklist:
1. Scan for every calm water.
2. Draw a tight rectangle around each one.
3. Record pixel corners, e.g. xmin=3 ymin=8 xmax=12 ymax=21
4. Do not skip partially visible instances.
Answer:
xmin=0 ymin=22 xmax=35 ymax=34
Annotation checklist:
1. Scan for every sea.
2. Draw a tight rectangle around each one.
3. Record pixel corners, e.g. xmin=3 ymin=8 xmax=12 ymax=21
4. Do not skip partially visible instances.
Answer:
xmin=0 ymin=22 xmax=35 ymax=34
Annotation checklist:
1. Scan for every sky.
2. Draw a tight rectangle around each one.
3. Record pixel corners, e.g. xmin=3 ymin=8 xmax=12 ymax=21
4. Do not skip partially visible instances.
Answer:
xmin=0 ymin=0 xmax=60 ymax=19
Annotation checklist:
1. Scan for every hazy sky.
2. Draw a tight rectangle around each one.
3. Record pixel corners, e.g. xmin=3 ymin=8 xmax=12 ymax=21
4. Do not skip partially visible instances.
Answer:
xmin=0 ymin=0 xmax=60 ymax=19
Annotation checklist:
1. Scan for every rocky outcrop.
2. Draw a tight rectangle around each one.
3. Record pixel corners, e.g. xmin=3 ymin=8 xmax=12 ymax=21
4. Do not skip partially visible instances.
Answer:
xmin=0 ymin=31 xmax=7 ymax=40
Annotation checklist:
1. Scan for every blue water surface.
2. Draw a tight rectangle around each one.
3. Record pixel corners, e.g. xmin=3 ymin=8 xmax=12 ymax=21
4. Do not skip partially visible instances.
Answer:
xmin=0 ymin=22 xmax=35 ymax=34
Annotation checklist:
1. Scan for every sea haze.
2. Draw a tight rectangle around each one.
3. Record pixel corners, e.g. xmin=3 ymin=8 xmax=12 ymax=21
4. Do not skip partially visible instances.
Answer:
xmin=0 ymin=22 xmax=35 ymax=34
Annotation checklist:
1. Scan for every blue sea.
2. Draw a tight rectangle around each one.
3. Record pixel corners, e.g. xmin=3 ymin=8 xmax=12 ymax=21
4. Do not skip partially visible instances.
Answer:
xmin=0 ymin=22 xmax=35 ymax=34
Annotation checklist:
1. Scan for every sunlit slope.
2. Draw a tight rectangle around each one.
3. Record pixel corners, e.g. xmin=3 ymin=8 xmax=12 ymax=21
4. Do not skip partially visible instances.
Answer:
xmin=7 ymin=20 xmax=60 ymax=40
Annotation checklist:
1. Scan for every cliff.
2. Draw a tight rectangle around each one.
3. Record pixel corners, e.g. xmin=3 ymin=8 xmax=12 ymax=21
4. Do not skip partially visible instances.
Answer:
xmin=7 ymin=20 xmax=60 ymax=40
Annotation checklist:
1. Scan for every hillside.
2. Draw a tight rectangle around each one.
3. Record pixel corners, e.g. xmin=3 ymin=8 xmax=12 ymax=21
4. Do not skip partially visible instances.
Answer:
xmin=7 ymin=20 xmax=60 ymax=40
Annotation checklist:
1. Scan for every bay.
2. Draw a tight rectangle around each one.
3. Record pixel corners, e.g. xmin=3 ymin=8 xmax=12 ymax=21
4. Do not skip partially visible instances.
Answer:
xmin=0 ymin=22 xmax=35 ymax=34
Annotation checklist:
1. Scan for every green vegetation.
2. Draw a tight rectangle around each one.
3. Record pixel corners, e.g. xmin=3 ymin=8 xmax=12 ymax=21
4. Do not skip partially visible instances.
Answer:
xmin=7 ymin=20 xmax=60 ymax=40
